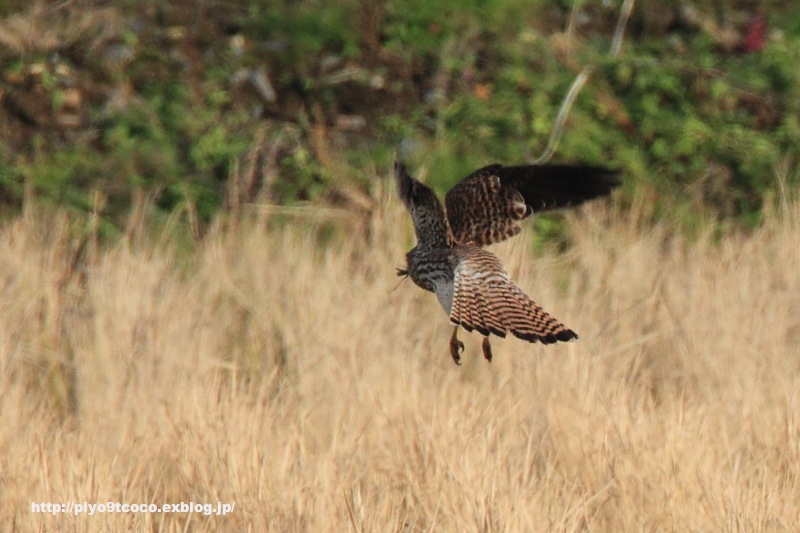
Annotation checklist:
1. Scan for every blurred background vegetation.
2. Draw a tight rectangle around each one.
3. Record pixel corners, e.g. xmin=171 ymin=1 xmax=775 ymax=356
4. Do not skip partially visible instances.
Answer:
xmin=0 ymin=0 xmax=798 ymax=238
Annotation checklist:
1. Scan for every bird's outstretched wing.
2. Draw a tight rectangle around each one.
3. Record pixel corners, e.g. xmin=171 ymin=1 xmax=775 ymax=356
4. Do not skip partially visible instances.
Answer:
xmin=445 ymin=164 xmax=620 ymax=246
xmin=394 ymin=161 xmax=450 ymax=247
xmin=449 ymin=247 xmax=578 ymax=344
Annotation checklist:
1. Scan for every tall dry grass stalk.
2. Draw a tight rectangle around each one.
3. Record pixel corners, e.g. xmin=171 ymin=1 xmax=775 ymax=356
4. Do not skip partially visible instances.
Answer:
xmin=2 ymin=195 xmax=800 ymax=531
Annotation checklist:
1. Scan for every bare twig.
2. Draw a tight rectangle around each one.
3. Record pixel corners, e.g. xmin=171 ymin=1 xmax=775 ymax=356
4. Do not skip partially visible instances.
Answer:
xmin=534 ymin=0 xmax=635 ymax=163
xmin=611 ymin=0 xmax=635 ymax=56
xmin=534 ymin=69 xmax=592 ymax=164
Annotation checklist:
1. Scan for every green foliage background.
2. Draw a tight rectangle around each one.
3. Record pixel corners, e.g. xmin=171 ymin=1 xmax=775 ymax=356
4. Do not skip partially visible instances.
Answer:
xmin=0 ymin=0 xmax=798 ymax=236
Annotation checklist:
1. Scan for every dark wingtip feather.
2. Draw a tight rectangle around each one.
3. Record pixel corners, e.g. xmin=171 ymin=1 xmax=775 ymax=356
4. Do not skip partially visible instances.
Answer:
xmin=489 ymin=327 xmax=507 ymax=338
xmin=497 ymin=164 xmax=621 ymax=213
xmin=511 ymin=331 xmax=540 ymax=343
xmin=393 ymin=160 xmax=412 ymax=207
xmin=474 ymin=324 xmax=491 ymax=336
xmin=540 ymin=329 xmax=579 ymax=344
xmin=586 ymin=167 xmax=622 ymax=194
xmin=556 ymin=329 xmax=579 ymax=342
xmin=512 ymin=328 xmax=578 ymax=344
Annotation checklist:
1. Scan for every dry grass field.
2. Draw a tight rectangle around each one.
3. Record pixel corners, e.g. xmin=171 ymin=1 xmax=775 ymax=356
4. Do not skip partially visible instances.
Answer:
xmin=3 ymin=190 xmax=800 ymax=531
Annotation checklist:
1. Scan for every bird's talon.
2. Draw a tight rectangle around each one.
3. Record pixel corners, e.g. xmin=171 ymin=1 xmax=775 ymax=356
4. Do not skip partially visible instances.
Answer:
xmin=449 ymin=341 xmax=464 ymax=365
xmin=449 ymin=326 xmax=464 ymax=365
xmin=482 ymin=337 xmax=493 ymax=362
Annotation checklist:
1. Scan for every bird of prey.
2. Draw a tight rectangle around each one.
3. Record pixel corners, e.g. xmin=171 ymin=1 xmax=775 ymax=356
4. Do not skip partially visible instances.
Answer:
xmin=394 ymin=161 xmax=619 ymax=364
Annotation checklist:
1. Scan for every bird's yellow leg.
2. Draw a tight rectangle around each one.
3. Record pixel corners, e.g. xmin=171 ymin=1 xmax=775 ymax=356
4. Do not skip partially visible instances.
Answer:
xmin=449 ymin=326 xmax=464 ymax=365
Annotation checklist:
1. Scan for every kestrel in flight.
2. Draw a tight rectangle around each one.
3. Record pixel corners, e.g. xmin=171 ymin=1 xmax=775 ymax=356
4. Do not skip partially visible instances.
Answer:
xmin=394 ymin=161 xmax=619 ymax=364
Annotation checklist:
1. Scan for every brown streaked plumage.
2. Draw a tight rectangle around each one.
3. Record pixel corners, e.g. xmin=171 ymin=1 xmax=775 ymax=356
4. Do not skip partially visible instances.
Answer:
xmin=394 ymin=160 xmax=619 ymax=364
